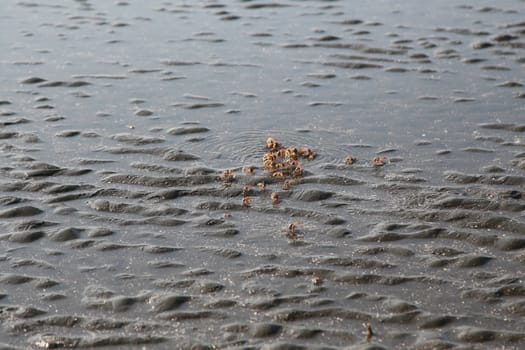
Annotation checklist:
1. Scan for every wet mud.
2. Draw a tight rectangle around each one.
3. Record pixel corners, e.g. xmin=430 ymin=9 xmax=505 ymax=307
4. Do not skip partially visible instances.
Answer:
xmin=1 ymin=0 xmax=525 ymax=349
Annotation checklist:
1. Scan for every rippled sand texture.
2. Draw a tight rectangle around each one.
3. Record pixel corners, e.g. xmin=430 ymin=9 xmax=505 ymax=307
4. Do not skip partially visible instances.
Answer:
xmin=1 ymin=0 xmax=525 ymax=349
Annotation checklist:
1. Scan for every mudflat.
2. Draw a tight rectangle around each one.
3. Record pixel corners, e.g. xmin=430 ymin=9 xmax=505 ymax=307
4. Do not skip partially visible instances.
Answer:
xmin=1 ymin=0 xmax=525 ymax=349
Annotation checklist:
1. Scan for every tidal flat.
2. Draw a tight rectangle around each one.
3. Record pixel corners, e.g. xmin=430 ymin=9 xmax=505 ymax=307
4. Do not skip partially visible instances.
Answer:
xmin=1 ymin=0 xmax=525 ymax=349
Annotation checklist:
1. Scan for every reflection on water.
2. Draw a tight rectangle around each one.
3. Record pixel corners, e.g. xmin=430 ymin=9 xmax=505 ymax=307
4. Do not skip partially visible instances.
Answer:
xmin=1 ymin=0 xmax=525 ymax=348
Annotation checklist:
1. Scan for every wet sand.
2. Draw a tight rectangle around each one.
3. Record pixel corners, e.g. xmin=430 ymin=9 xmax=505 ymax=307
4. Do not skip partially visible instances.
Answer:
xmin=1 ymin=0 xmax=525 ymax=349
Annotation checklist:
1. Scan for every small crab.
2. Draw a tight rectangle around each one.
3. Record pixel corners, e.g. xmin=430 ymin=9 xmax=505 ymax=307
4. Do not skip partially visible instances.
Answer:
xmin=371 ymin=156 xmax=388 ymax=166
xmin=242 ymin=184 xmax=252 ymax=197
xmin=299 ymin=148 xmax=316 ymax=160
xmin=242 ymin=196 xmax=252 ymax=207
xmin=266 ymin=137 xmax=281 ymax=151
xmin=291 ymin=166 xmax=304 ymax=177
xmin=345 ymin=155 xmax=357 ymax=165
xmin=364 ymin=323 xmax=374 ymax=341
xmin=243 ymin=166 xmax=254 ymax=175
xmin=282 ymin=179 xmax=294 ymax=190
xmin=311 ymin=275 xmax=323 ymax=286
xmin=222 ymin=169 xmax=234 ymax=182
xmin=270 ymin=192 xmax=280 ymax=205
xmin=287 ymin=221 xmax=303 ymax=239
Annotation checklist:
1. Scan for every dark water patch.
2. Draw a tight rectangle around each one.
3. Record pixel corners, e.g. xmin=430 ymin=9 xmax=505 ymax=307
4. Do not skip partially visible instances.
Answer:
xmin=150 ymin=294 xmax=191 ymax=313
xmin=0 ymin=206 xmax=43 ymax=218
xmin=46 ymin=183 xmax=96 ymax=195
xmin=282 ymin=43 xmax=310 ymax=49
xmin=97 ymin=146 xmax=168 ymax=156
xmin=44 ymin=115 xmax=65 ymax=122
xmin=314 ymin=42 xmax=406 ymax=55
xmin=29 ymin=333 xmax=168 ymax=347
xmin=38 ymin=80 xmax=91 ymax=88
xmin=0 ymin=109 xmax=17 ymax=116
xmin=430 ymin=196 xmax=525 ymax=212
xmin=474 ymin=135 xmax=505 ymax=143
xmin=5 ymin=219 xmax=58 ymax=232
xmin=110 ymin=133 xmax=165 ymax=146
xmin=134 ymin=109 xmax=154 ymax=117
xmin=156 ymin=310 xmax=226 ymax=321
xmin=0 ymin=195 xmax=29 ymax=206
xmin=481 ymin=165 xmax=506 ymax=173
xmin=68 ymin=91 xmax=91 ymax=98
xmin=322 ymin=61 xmax=383 ymax=69
xmin=245 ymin=3 xmax=290 ymax=10
xmin=205 ymin=298 xmax=237 ymax=308
xmin=335 ymin=273 xmax=436 ymax=286
xmin=130 ymin=163 xmax=184 ymax=174
xmin=141 ymin=245 xmax=181 ymax=254
xmin=357 ymin=246 xmax=415 ymax=257
xmin=197 ymin=247 xmax=242 ymax=259
xmin=4 ymin=230 xmax=45 ymax=243
xmin=19 ymin=77 xmax=46 ymax=84
xmin=33 ymin=104 xmax=54 ymax=109
xmin=46 ymin=191 xmax=99 ymax=204
xmin=89 ymin=199 xmax=187 ymax=217
xmin=148 ymin=259 xmax=185 ymax=269
xmin=301 ymin=82 xmax=321 ymax=88
xmin=495 ymin=237 xmax=525 ymax=251
xmin=309 ymin=256 xmax=394 ymax=269
xmin=496 ymin=81 xmax=523 ymax=88
xmin=172 ymin=102 xmax=224 ymax=109
xmin=461 ymin=57 xmax=487 ymax=64
xmin=479 ymin=122 xmax=525 ymax=132
xmin=444 ymin=171 xmax=525 ymax=185
xmin=72 ymin=74 xmax=127 ymax=79
xmin=455 ymin=326 xmax=525 ymax=343
xmin=481 ymin=65 xmax=511 ymax=71
xmin=0 ymin=118 xmax=31 ymax=127
xmin=103 ymin=173 xmax=217 ymax=187
xmin=128 ymin=68 xmax=163 ymax=74
xmin=291 ymin=189 xmax=333 ymax=202
xmin=453 ymin=97 xmax=476 ymax=103
xmin=471 ymin=41 xmax=494 ymax=50
xmin=358 ymin=227 xmax=446 ymax=243
xmin=272 ymin=307 xmax=371 ymax=322
xmin=384 ymin=67 xmax=410 ymax=73
xmin=55 ymin=130 xmax=81 ymax=137
xmin=167 ymin=126 xmax=210 ymax=135
xmin=0 ymin=273 xmax=35 ymax=285
xmin=9 ymin=257 xmax=54 ymax=271
xmin=81 ymin=212 xmax=187 ymax=227
xmin=11 ymin=164 xmax=91 ymax=178
xmin=324 ymin=227 xmax=351 ymax=238
xmin=250 ymin=323 xmax=283 ymax=338
xmin=160 ymin=59 xmax=201 ymax=66
xmin=435 ymin=27 xmax=489 ymax=36
xmin=49 ymin=227 xmax=84 ymax=242
xmin=350 ymin=75 xmax=371 ymax=80
xmin=198 ymin=228 xmax=240 ymax=237
xmin=163 ymin=150 xmax=200 ymax=161
xmin=461 ymin=147 xmax=494 ymax=153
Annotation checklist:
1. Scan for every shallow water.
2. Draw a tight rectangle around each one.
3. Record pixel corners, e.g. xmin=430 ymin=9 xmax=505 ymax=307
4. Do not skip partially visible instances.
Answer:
xmin=1 ymin=0 xmax=525 ymax=349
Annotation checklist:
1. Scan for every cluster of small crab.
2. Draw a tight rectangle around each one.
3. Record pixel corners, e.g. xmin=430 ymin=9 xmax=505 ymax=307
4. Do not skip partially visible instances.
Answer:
xmin=221 ymin=139 xmax=388 ymax=241
xmin=220 ymin=137 xmax=318 ymax=240
xmin=263 ymin=137 xmax=316 ymax=178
